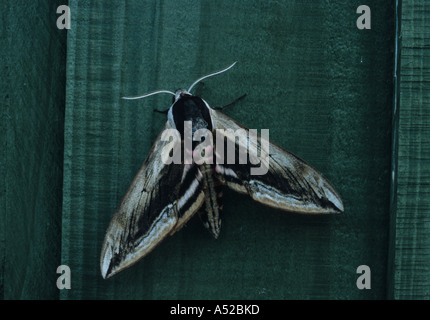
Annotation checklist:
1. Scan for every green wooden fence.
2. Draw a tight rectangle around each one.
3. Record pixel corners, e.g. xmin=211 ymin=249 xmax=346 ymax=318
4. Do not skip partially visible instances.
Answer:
xmin=1 ymin=0 xmax=428 ymax=299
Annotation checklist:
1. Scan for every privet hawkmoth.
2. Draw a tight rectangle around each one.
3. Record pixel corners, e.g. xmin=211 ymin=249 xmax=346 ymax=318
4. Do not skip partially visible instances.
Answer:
xmin=100 ymin=62 xmax=344 ymax=279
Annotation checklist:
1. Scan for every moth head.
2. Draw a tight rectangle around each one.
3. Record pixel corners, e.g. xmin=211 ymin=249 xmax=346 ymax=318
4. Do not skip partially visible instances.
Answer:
xmin=173 ymin=89 xmax=192 ymax=103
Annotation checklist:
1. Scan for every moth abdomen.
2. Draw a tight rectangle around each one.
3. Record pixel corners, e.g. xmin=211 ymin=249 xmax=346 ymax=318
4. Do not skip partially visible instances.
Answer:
xmin=198 ymin=164 xmax=222 ymax=239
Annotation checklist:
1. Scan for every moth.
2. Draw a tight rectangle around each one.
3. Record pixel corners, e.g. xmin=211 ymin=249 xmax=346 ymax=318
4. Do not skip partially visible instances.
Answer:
xmin=100 ymin=62 xmax=344 ymax=279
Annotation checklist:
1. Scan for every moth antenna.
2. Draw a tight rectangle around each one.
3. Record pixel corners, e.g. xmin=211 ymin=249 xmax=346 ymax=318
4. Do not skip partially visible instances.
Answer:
xmin=122 ymin=90 xmax=175 ymax=100
xmin=187 ymin=62 xmax=237 ymax=93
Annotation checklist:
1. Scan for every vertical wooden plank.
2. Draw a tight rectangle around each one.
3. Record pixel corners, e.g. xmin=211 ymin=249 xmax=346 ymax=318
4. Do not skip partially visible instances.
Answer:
xmin=0 ymin=0 xmax=67 ymax=299
xmin=387 ymin=0 xmax=401 ymax=300
xmin=0 ymin=1 xmax=5 ymax=297
xmin=393 ymin=1 xmax=430 ymax=299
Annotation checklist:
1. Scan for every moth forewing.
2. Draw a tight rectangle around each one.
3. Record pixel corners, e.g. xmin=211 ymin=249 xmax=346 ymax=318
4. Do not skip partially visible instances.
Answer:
xmin=267 ymin=142 xmax=344 ymax=214
xmin=100 ymin=122 xmax=184 ymax=279
xmin=209 ymin=108 xmax=344 ymax=215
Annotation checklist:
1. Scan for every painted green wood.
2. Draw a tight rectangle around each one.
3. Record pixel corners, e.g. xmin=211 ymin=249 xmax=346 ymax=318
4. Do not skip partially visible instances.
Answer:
xmin=393 ymin=1 xmax=430 ymax=299
xmin=0 ymin=0 xmax=67 ymax=299
xmin=60 ymin=1 xmax=394 ymax=299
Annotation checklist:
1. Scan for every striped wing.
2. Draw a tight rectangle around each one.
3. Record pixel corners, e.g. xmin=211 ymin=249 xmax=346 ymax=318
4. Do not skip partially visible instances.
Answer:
xmin=210 ymin=108 xmax=344 ymax=215
xmin=100 ymin=124 xmax=205 ymax=279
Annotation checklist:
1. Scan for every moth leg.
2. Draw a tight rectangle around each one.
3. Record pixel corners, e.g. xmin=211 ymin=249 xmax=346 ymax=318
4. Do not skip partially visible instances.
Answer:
xmin=153 ymin=108 xmax=169 ymax=114
xmin=196 ymin=82 xmax=205 ymax=97
xmin=213 ymin=93 xmax=247 ymax=111
xmin=198 ymin=208 xmax=210 ymax=230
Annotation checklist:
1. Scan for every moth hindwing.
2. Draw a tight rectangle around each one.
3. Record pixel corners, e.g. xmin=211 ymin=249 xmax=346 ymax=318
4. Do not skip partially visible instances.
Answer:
xmin=100 ymin=63 xmax=344 ymax=279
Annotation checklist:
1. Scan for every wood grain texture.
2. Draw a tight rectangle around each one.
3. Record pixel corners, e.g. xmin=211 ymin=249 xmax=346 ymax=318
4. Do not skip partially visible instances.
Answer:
xmin=0 ymin=0 xmax=66 ymax=299
xmin=60 ymin=1 xmax=394 ymax=299
xmin=393 ymin=1 xmax=430 ymax=299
